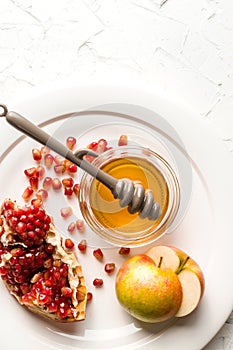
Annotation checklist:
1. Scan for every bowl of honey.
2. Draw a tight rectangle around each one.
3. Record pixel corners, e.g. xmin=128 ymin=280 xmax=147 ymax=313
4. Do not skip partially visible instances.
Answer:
xmin=79 ymin=146 xmax=180 ymax=247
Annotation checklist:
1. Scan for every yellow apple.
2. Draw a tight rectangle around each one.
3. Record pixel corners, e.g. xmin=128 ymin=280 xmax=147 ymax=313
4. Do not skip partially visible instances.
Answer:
xmin=115 ymin=254 xmax=183 ymax=323
xmin=145 ymin=245 xmax=205 ymax=317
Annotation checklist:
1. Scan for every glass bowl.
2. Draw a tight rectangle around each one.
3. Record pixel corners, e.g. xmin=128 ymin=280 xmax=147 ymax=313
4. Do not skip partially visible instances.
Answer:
xmin=79 ymin=146 xmax=180 ymax=247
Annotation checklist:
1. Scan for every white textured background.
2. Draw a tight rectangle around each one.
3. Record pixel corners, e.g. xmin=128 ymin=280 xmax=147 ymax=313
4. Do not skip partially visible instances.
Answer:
xmin=1 ymin=0 xmax=233 ymax=349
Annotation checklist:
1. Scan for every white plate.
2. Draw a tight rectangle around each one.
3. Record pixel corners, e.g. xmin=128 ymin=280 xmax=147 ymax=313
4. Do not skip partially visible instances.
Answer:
xmin=0 ymin=83 xmax=233 ymax=350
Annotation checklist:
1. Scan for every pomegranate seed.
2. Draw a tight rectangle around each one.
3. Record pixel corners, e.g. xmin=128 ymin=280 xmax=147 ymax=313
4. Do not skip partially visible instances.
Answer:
xmin=32 ymin=148 xmax=42 ymax=161
xmin=104 ymin=263 xmax=115 ymax=274
xmin=64 ymin=238 xmax=74 ymax=249
xmin=67 ymin=164 xmax=77 ymax=174
xmin=45 ymin=244 xmax=55 ymax=254
xmin=38 ymin=293 xmax=50 ymax=305
xmin=11 ymin=247 xmax=24 ymax=257
xmin=41 ymin=146 xmax=50 ymax=155
xmin=30 ymin=204 xmax=39 ymax=214
xmin=63 ymin=160 xmax=72 ymax=171
xmin=27 ymin=231 xmax=35 ymax=240
xmin=13 ymin=209 xmax=23 ymax=218
xmin=54 ymin=164 xmax=66 ymax=175
xmin=0 ymin=266 xmax=7 ymax=275
xmin=20 ymin=283 xmax=30 ymax=294
xmin=31 ymin=198 xmax=43 ymax=207
xmin=57 ymin=307 xmax=68 ymax=319
xmin=76 ymin=219 xmax=85 ymax=232
xmin=16 ymin=222 xmax=27 ymax=233
xmin=118 ymin=135 xmax=128 ymax=146
xmin=61 ymin=287 xmax=73 ymax=297
xmin=93 ymin=278 xmax=103 ymax=287
xmin=54 ymin=155 xmax=64 ymax=165
xmin=60 ymin=207 xmax=72 ymax=218
xmin=36 ymin=189 xmax=48 ymax=201
xmin=77 ymin=239 xmax=87 ymax=253
xmin=96 ymin=139 xmax=107 ymax=153
xmin=93 ymin=248 xmax=103 ymax=261
xmin=44 ymin=154 xmax=54 ymax=168
xmin=67 ymin=222 xmax=76 ymax=233
xmin=64 ymin=187 xmax=73 ymax=196
xmin=22 ymin=187 xmax=34 ymax=201
xmin=43 ymin=177 xmax=52 ymax=190
xmin=73 ymin=184 xmax=80 ymax=197
xmin=48 ymin=302 xmax=58 ymax=313
xmin=24 ymin=167 xmax=37 ymax=178
xmin=87 ymin=292 xmax=93 ymax=302
xmin=62 ymin=177 xmax=74 ymax=188
xmin=36 ymin=165 xmax=45 ymax=179
xmin=118 ymin=247 xmax=130 ymax=255
xmin=52 ymin=178 xmax=62 ymax=190
xmin=21 ymin=206 xmax=31 ymax=215
xmin=3 ymin=200 xmax=14 ymax=210
xmin=66 ymin=137 xmax=76 ymax=150
xmin=87 ymin=141 xmax=98 ymax=150
xmin=29 ymin=176 xmax=39 ymax=190
xmin=18 ymin=256 xmax=27 ymax=266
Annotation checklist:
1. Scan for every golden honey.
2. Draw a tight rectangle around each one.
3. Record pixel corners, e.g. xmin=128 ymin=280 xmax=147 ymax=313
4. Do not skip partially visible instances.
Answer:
xmin=89 ymin=156 xmax=169 ymax=234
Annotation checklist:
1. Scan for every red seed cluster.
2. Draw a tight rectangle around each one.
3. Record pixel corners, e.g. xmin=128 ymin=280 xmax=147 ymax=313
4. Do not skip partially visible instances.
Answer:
xmin=21 ymin=262 xmax=73 ymax=319
xmin=0 ymin=200 xmax=78 ymax=320
xmin=0 ymin=244 xmax=53 ymax=289
xmin=2 ymin=201 xmax=51 ymax=247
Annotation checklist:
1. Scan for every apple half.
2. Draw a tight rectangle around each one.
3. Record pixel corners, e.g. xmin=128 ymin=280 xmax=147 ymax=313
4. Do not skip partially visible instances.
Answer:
xmin=145 ymin=245 xmax=205 ymax=317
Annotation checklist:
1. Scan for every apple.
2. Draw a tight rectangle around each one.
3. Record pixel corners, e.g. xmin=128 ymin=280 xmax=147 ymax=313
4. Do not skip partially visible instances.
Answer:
xmin=145 ymin=245 xmax=205 ymax=317
xmin=115 ymin=254 xmax=183 ymax=323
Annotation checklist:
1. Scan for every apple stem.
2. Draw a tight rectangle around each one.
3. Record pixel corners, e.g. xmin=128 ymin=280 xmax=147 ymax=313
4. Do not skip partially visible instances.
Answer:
xmin=158 ymin=256 xmax=163 ymax=268
xmin=177 ymin=256 xmax=190 ymax=273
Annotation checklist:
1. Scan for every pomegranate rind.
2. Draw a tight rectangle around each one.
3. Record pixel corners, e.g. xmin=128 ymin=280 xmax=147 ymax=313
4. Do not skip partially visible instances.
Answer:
xmin=0 ymin=199 xmax=87 ymax=322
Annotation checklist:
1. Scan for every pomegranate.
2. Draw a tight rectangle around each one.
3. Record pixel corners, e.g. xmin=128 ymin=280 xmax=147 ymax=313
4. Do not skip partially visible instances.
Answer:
xmin=118 ymin=247 xmax=130 ymax=255
xmin=104 ymin=263 xmax=115 ymax=274
xmin=118 ymin=135 xmax=128 ymax=146
xmin=66 ymin=137 xmax=77 ymax=150
xmin=93 ymin=278 xmax=103 ymax=287
xmin=93 ymin=248 xmax=104 ymax=261
xmin=77 ymin=240 xmax=87 ymax=253
xmin=0 ymin=199 xmax=87 ymax=322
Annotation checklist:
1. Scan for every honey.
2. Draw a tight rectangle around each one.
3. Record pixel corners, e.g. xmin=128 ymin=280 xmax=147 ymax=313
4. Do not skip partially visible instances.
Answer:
xmin=89 ymin=156 xmax=169 ymax=234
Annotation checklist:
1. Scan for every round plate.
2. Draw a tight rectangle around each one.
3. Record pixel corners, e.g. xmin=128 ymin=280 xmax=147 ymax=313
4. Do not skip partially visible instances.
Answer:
xmin=0 ymin=83 xmax=233 ymax=350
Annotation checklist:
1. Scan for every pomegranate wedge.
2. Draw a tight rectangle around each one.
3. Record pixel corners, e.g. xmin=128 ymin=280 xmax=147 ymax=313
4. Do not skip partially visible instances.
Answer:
xmin=0 ymin=199 xmax=87 ymax=322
